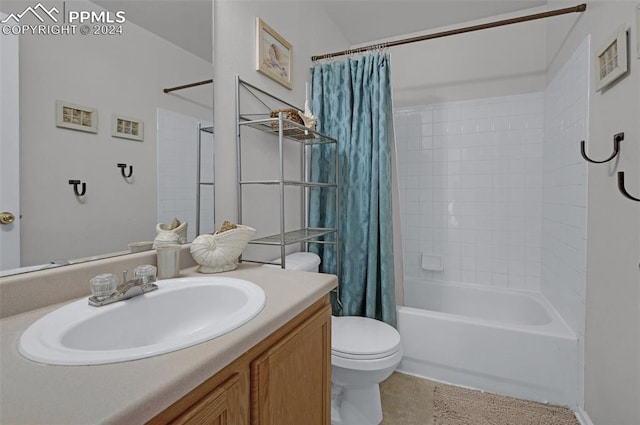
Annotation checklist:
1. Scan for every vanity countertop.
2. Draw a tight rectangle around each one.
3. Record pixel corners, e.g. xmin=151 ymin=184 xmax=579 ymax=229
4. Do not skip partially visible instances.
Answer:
xmin=0 ymin=264 xmax=337 ymax=425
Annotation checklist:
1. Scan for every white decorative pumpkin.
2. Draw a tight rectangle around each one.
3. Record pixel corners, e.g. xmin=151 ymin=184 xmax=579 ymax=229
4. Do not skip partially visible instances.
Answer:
xmin=190 ymin=225 xmax=256 ymax=273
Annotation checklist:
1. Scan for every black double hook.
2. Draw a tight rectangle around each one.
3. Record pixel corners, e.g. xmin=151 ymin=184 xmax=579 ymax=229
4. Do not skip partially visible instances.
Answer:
xmin=581 ymin=132 xmax=639 ymax=202
xmin=117 ymin=163 xmax=133 ymax=178
xmin=68 ymin=180 xmax=86 ymax=197
xmin=617 ymin=172 xmax=640 ymax=202
xmin=580 ymin=132 xmax=624 ymax=164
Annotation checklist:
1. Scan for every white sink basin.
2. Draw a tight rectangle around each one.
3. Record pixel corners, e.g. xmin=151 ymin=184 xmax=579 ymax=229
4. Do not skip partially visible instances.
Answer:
xmin=19 ymin=276 xmax=266 ymax=365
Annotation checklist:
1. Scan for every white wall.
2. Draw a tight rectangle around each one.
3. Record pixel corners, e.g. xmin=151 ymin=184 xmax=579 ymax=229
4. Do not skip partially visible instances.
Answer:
xmin=18 ymin=0 xmax=212 ymax=266
xmin=379 ymin=7 xmax=547 ymax=106
xmin=395 ymin=93 xmax=545 ymax=291
xmin=545 ymin=2 xmax=640 ymax=424
xmin=213 ymin=1 xmax=348 ymax=261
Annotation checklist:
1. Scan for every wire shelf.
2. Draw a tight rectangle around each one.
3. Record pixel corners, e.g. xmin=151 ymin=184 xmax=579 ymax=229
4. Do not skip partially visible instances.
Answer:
xmin=249 ymin=228 xmax=337 ymax=246
xmin=239 ymin=116 xmax=337 ymax=145
xmin=239 ymin=180 xmax=336 ymax=188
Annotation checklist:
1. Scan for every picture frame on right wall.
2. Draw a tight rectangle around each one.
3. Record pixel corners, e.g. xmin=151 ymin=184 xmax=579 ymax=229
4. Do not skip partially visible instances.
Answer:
xmin=596 ymin=25 xmax=628 ymax=91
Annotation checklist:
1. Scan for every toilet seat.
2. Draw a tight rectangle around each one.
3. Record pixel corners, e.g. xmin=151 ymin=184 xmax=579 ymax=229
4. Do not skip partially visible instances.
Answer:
xmin=332 ymin=316 xmax=401 ymax=361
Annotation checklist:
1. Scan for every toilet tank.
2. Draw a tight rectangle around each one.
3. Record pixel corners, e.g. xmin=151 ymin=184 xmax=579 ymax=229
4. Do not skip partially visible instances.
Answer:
xmin=267 ymin=252 xmax=321 ymax=272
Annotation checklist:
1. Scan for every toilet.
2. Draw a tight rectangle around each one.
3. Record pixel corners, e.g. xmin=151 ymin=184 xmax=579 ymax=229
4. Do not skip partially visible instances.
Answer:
xmin=267 ymin=252 xmax=403 ymax=425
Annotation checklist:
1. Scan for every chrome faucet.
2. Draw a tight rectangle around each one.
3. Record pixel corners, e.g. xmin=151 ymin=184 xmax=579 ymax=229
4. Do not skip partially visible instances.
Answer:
xmin=88 ymin=270 xmax=158 ymax=307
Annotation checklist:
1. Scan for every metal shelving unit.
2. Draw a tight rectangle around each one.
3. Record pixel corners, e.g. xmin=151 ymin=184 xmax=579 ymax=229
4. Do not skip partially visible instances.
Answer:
xmin=235 ymin=76 xmax=339 ymax=278
xmin=196 ymin=123 xmax=215 ymax=236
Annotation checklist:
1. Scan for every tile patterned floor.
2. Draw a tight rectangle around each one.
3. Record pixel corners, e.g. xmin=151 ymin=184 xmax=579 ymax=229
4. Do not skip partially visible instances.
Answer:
xmin=380 ymin=372 xmax=435 ymax=425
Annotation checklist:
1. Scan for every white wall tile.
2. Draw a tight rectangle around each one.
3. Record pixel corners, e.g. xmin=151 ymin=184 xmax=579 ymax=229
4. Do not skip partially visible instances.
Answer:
xmin=395 ymin=93 xmax=544 ymax=288
xmin=395 ymin=69 xmax=587 ymax=366
xmin=541 ymin=38 xmax=588 ymax=339
xmin=157 ymin=108 xmax=214 ymax=242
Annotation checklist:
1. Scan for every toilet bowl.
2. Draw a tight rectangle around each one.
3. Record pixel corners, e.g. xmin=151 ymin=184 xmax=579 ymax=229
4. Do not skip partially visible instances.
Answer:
xmin=331 ymin=316 xmax=402 ymax=425
xmin=266 ymin=252 xmax=403 ymax=425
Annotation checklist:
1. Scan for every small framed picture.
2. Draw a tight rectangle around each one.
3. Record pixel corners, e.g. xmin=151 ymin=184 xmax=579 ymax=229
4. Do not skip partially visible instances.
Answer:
xmin=112 ymin=114 xmax=143 ymax=141
xmin=56 ymin=100 xmax=97 ymax=133
xmin=596 ymin=25 xmax=628 ymax=91
xmin=256 ymin=17 xmax=292 ymax=90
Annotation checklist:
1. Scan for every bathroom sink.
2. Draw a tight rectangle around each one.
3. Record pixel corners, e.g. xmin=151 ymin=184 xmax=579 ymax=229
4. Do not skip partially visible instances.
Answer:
xmin=18 ymin=276 xmax=266 ymax=365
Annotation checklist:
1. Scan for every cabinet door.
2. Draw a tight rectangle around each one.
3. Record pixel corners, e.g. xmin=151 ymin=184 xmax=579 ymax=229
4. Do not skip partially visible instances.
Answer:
xmin=171 ymin=374 xmax=243 ymax=425
xmin=251 ymin=305 xmax=331 ymax=425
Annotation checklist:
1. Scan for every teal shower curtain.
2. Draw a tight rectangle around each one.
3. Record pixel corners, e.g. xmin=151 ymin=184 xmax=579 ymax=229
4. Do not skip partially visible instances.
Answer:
xmin=309 ymin=52 xmax=396 ymax=327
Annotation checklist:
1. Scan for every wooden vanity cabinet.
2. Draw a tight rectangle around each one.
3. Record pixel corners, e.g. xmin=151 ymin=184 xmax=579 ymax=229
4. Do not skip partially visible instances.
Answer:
xmin=251 ymin=303 xmax=331 ymax=425
xmin=170 ymin=373 xmax=243 ymax=425
xmin=148 ymin=296 xmax=331 ymax=425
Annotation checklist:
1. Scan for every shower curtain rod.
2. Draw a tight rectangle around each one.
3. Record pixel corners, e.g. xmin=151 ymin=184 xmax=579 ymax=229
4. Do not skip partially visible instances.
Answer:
xmin=311 ymin=3 xmax=586 ymax=61
xmin=163 ymin=79 xmax=213 ymax=93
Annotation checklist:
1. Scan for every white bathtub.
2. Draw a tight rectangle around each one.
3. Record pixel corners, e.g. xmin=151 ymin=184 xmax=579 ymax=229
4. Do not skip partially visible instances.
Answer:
xmin=397 ymin=278 xmax=579 ymax=408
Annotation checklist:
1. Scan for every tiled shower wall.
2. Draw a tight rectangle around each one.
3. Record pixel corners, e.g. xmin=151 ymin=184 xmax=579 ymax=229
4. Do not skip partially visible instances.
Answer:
xmin=541 ymin=38 xmax=589 ymax=340
xmin=394 ymin=38 xmax=588 ymax=334
xmin=157 ymin=108 xmax=215 ymax=242
xmin=395 ymin=93 xmax=545 ymax=291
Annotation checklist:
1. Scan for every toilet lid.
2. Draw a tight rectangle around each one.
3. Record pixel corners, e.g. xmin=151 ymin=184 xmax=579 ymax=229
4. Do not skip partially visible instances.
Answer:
xmin=331 ymin=316 xmax=401 ymax=360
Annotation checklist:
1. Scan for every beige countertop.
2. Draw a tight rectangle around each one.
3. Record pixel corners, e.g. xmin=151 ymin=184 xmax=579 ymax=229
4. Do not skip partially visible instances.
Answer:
xmin=0 ymin=264 xmax=336 ymax=425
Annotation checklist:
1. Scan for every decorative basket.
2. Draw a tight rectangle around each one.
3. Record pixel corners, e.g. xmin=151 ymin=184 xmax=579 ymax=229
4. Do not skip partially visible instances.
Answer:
xmin=270 ymin=108 xmax=304 ymax=126
xmin=270 ymin=108 xmax=315 ymax=140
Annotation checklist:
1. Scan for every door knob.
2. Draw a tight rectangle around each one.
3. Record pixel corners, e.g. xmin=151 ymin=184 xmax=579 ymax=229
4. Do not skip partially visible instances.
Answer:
xmin=0 ymin=211 xmax=16 ymax=225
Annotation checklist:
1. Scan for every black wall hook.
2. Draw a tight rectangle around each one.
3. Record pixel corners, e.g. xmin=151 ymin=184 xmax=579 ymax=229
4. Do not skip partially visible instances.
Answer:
xmin=617 ymin=172 xmax=640 ymax=202
xmin=580 ymin=132 xmax=624 ymax=164
xmin=117 ymin=163 xmax=133 ymax=178
xmin=68 ymin=180 xmax=86 ymax=196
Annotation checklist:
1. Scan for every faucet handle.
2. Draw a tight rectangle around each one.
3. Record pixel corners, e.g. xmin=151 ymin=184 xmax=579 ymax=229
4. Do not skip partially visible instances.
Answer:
xmin=89 ymin=273 xmax=118 ymax=301
xmin=122 ymin=270 xmax=128 ymax=284
xmin=134 ymin=265 xmax=157 ymax=286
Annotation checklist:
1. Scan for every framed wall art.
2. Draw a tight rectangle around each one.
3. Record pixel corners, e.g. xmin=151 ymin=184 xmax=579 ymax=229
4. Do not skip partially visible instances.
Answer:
xmin=55 ymin=100 xmax=97 ymax=133
xmin=112 ymin=114 xmax=143 ymax=141
xmin=256 ymin=17 xmax=292 ymax=89
xmin=596 ymin=25 xmax=628 ymax=91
